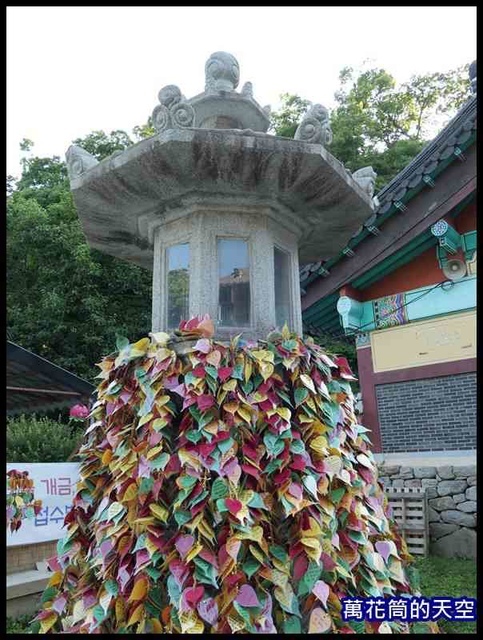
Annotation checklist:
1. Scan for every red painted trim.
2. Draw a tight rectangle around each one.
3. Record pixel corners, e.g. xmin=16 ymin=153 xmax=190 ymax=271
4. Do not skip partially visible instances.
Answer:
xmin=373 ymin=357 xmax=476 ymax=385
xmin=356 ymin=345 xmax=382 ymax=453
xmin=339 ymin=285 xmax=362 ymax=301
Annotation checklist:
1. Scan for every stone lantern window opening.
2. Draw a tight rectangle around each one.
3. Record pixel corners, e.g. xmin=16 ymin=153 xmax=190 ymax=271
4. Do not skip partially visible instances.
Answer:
xmin=217 ymin=237 xmax=251 ymax=328
xmin=274 ymin=245 xmax=292 ymax=328
xmin=166 ymin=242 xmax=190 ymax=329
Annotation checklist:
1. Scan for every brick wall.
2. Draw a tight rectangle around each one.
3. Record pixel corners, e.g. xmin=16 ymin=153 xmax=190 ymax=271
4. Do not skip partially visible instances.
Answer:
xmin=376 ymin=373 xmax=476 ymax=452
xmin=7 ymin=540 xmax=58 ymax=575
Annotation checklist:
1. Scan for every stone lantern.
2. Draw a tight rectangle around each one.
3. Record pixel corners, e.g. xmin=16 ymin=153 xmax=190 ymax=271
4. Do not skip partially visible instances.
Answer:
xmin=66 ymin=52 xmax=374 ymax=340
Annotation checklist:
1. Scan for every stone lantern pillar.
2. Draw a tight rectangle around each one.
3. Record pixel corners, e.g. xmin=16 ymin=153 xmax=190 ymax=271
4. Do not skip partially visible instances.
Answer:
xmin=66 ymin=52 xmax=374 ymax=340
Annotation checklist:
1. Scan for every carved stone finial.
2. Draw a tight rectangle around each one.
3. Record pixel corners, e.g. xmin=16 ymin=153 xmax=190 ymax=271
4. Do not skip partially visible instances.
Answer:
xmin=152 ymin=84 xmax=195 ymax=133
xmin=65 ymin=145 xmax=98 ymax=180
xmin=263 ymin=105 xmax=271 ymax=116
xmin=351 ymin=166 xmax=377 ymax=199
xmin=294 ymin=104 xmax=333 ymax=146
xmin=205 ymin=51 xmax=240 ymax=93
xmin=241 ymin=81 xmax=253 ymax=98
xmin=158 ymin=84 xmax=183 ymax=109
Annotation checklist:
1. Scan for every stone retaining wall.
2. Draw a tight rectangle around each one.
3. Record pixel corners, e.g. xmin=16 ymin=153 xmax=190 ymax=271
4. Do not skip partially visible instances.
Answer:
xmin=378 ymin=464 xmax=476 ymax=558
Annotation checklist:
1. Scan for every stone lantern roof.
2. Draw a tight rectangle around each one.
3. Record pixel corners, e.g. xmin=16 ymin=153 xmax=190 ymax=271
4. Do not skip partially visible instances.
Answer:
xmin=66 ymin=52 xmax=374 ymax=338
xmin=66 ymin=52 xmax=373 ymax=269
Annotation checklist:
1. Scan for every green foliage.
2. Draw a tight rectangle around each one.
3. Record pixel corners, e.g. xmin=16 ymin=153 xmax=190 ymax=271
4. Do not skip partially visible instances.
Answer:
xmin=415 ymin=556 xmax=476 ymax=634
xmin=72 ymin=129 xmax=134 ymax=161
xmin=270 ymin=93 xmax=310 ymax=138
xmin=7 ymin=130 xmax=153 ymax=381
xmin=7 ymin=415 xmax=84 ymax=463
xmin=271 ymin=64 xmax=470 ymax=190
xmin=6 ymin=614 xmax=33 ymax=634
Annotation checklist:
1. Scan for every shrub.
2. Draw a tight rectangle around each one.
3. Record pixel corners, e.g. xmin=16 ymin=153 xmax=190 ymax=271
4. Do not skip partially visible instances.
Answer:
xmin=6 ymin=415 xmax=84 ymax=463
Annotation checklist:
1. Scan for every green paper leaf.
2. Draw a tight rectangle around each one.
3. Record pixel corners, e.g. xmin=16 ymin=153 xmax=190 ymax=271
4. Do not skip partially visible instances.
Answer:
xmin=329 ymin=487 xmax=346 ymax=504
xmin=247 ymin=492 xmax=266 ymax=509
xmin=139 ymin=477 xmax=154 ymax=495
xmin=211 ymin=478 xmax=229 ymax=500
xmin=149 ymin=452 xmax=170 ymax=471
xmin=265 ymin=458 xmax=283 ymax=474
xmin=289 ymin=439 xmax=305 ymax=454
xmin=205 ymin=365 xmax=218 ymax=379
xmin=186 ymin=430 xmax=202 ymax=443
xmin=217 ymin=437 xmax=235 ymax=455
xmin=105 ymin=579 xmax=119 ymax=596
xmin=284 ymin=616 xmax=301 ymax=633
xmin=243 ymin=556 xmax=261 ymax=579
xmin=269 ymin=544 xmax=288 ymax=562
xmin=232 ymin=364 xmax=244 ymax=380
xmin=174 ymin=510 xmax=191 ymax=526
xmin=294 ymin=387 xmax=309 ymax=407
xmin=216 ymin=497 xmax=229 ymax=512
xmin=116 ymin=335 xmax=129 ymax=351
xmin=41 ymin=586 xmax=58 ymax=604
xmin=179 ymin=475 xmax=198 ymax=490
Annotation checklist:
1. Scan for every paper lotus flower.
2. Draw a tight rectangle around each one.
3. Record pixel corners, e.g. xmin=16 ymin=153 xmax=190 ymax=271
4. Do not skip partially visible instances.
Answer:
xmin=69 ymin=403 xmax=89 ymax=419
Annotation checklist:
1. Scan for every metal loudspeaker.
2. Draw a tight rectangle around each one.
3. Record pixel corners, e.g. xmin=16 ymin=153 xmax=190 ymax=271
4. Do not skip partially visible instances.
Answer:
xmin=442 ymin=258 xmax=467 ymax=281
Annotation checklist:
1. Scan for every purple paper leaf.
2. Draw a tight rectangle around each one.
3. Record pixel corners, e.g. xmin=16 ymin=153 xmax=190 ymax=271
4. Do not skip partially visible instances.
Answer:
xmin=52 ymin=594 xmax=67 ymax=614
xmin=236 ymin=584 xmax=261 ymax=608
xmin=194 ymin=338 xmax=211 ymax=354
xmin=175 ymin=534 xmax=195 ymax=559
xmin=375 ymin=541 xmax=392 ymax=563
xmin=312 ymin=580 xmax=330 ymax=608
xmin=197 ymin=598 xmax=218 ymax=626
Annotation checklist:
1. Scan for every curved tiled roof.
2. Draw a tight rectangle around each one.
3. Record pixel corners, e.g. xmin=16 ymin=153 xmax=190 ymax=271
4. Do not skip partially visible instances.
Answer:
xmin=300 ymin=94 xmax=477 ymax=289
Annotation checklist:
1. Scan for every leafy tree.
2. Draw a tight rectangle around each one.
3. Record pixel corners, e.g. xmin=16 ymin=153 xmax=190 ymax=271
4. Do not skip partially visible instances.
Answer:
xmin=269 ymin=93 xmax=310 ymax=138
xmin=272 ymin=64 xmax=470 ymax=189
xmin=7 ymin=130 xmax=152 ymax=381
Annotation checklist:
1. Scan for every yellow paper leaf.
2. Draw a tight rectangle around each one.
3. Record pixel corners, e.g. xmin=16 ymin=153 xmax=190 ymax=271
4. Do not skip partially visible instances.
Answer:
xmin=150 ymin=331 xmax=170 ymax=345
xmin=127 ymin=603 xmax=145 ymax=627
xmin=309 ymin=607 xmax=332 ymax=633
xmin=150 ymin=618 xmax=164 ymax=633
xmin=148 ymin=503 xmax=169 ymax=522
xmin=115 ymin=597 xmax=126 ymax=625
xmin=101 ymin=449 xmax=113 ymax=464
xmin=223 ymin=379 xmax=238 ymax=392
xmin=251 ymin=349 xmax=274 ymax=363
xmin=129 ymin=576 xmax=149 ymax=602
xmin=131 ymin=337 xmax=151 ymax=356
xmin=185 ymin=541 xmax=203 ymax=563
xmin=40 ymin=612 xmax=58 ymax=633
xmin=223 ymin=402 xmax=238 ymax=414
xmin=259 ymin=362 xmax=274 ymax=381
xmin=237 ymin=407 xmax=252 ymax=424
xmin=227 ymin=613 xmax=246 ymax=632
xmin=300 ymin=374 xmax=316 ymax=393
xmin=48 ymin=570 xmax=63 ymax=587
xmin=310 ymin=436 xmax=328 ymax=455
xmin=244 ymin=359 xmax=253 ymax=383
xmin=277 ymin=407 xmax=292 ymax=422
xmin=249 ymin=543 xmax=265 ymax=564
xmin=146 ymin=444 xmax=164 ymax=460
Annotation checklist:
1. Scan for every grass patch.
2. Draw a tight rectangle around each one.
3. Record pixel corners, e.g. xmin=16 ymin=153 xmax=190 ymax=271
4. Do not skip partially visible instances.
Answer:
xmin=6 ymin=614 xmax=32 ymax=634
xmin=415 ymin=555 xmax=476 ymax=634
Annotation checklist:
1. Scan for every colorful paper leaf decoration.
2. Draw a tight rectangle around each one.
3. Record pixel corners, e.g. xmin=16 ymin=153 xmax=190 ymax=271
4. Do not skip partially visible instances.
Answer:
xmin=31 ymin=319 xmax=438 ymax=634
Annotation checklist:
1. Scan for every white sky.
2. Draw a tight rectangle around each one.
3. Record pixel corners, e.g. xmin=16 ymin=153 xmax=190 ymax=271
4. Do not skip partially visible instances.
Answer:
xmin=7 ymin=6 xmax=476 ymax=178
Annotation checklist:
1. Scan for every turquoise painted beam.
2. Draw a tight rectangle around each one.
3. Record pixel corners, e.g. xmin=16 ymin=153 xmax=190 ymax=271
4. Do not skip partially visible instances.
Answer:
xmin=336 ymin=275 xmax=476 ymax=334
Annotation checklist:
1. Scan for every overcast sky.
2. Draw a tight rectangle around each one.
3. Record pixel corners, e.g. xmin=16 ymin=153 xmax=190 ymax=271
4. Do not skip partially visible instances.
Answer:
xmin=7 ymin=6 xmax=476 ymax=178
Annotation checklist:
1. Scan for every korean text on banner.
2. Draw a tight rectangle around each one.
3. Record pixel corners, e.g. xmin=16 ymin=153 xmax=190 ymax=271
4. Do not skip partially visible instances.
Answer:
xmin=6 ymin=462 xmax=80 ymax=547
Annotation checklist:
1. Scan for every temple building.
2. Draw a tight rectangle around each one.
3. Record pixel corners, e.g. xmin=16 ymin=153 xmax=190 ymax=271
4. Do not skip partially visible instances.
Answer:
xmin=300 ymin=68 xmax=476 ymax=463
